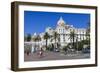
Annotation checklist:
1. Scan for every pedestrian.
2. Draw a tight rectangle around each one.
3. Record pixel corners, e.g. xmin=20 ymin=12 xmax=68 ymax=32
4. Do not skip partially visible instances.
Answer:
xmin=38 ymin=48 xmax=43 ymax=58
xmin=27 ymin=50 xmax=30 ymax=56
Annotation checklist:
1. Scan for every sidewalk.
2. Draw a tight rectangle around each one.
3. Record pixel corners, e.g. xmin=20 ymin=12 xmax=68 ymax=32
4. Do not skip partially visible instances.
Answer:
xmin=24 ymin=51 xmax=90 ymax=62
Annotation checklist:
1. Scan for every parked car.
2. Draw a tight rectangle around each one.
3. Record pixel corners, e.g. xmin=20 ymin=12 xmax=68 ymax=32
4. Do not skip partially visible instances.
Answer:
xmin=82 ymin=48 xmax=90 ymax=53
xmin=54 ymin=48 xmax=60 ymax=52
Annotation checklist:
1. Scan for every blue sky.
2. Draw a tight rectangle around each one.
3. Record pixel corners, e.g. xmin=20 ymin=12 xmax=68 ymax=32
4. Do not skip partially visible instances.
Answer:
xmin=24 ymin=11 xmax=90 ymax=35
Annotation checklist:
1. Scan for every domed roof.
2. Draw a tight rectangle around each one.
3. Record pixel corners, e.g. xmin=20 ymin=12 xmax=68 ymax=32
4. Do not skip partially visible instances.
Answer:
xmin=34 ymin=32 xmax=37 ymax=36
xmin=45 ymin=27 xmax=52 ymax=32
xmin=33 ymin=32 xmax=37 ymax=37
xmin=57 ymin=17 xmax=65 ymax=26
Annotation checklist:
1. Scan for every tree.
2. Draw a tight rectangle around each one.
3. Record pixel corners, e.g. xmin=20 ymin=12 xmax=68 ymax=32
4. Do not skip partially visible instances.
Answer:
xmin=32 ymin=36 xmax=37 ymax=52
xmin=35 ymin=35 xmax=41 ymax=47
xmin=36 ymin=35 xmax=41 ymax=41
xmin=27 ymin=34 xmax=32 ymax=42
xmin=43 ymin=32 xmax=50 ymax=50
xmin=69 ymin=29 xmax=76 ymax=49
xmin=24 ymin=35 xmax=27 ymax=41
xmin=75 ymin=36 xmax=78 ymax=51
xmin=86 ymin=22 xmax=90 ymax=47
xmin=32 ymin=36 xmax=37 ymax=42
xmin=53 ymin=31 xmax=59 ymax=48
xmin=32 ymin=35 xmax=41 ymax=49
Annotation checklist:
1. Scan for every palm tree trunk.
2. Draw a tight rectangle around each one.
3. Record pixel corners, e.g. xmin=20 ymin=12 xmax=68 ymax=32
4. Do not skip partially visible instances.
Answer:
xmin=55 ymin=38 xmax=56 ymax=48
xmin=73 ymin=36 xmax=74 ymax=49
xmin=46 ymin=39 xmax=47 ymax=50
xmin=76 ymin=35 xmax=78 ymax=51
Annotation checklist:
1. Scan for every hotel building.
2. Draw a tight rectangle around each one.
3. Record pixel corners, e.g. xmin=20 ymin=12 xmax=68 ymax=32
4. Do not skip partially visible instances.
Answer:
xmin=25 ymin=17 xmax=87 ymax=52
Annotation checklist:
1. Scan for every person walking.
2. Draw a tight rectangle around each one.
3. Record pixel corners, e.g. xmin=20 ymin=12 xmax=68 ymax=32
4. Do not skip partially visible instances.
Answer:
xmin=38 ymin=48 xmax=44 ymax=58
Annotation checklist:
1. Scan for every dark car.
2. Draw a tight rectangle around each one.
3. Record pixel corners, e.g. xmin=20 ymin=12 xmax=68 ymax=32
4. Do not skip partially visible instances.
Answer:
xmin=54 ymin=48 xmax=60 ymax=52
xmin=82 ymin=48 xmax=90 ymax=53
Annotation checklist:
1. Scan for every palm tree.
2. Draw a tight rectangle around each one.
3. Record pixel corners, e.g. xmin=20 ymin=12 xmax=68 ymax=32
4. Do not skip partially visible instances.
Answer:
xmin=36 ymin=35 xmax=41 ymax=41
xmin=36 ymin=35 xmax=41 ymax=47
xmin=32 ymin=36 xmax=37 ymax=42
xmin=24 ymin=35 xmax=27 ymax=42
xmin=69 ymin=30 xmax=76 ymax=49
xmin=26 ymin=34 xmax=32 ymax=42
xmin=76 ymin=35 xmax=78 ymax=51
xmin=32 ymin=36 xmax=37 ymax=52
xmin=53 ymin=31 xmax=59 ymax=48
xmin=32 ymin=35 xmax=41 ymax=50
xmin=86 ymin=22 xmax=90 ymax=47
xmin=43 ymin=32 xmax=50 ymax=50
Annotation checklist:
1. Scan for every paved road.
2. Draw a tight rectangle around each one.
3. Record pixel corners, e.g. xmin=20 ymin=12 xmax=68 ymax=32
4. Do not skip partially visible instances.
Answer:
xmin=24 ymin=51 xmax=90 ymax=62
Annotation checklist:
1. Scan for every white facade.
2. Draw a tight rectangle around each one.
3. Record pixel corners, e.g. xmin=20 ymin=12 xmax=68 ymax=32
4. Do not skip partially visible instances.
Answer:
xmin=31 ymin=17 xmax=87 ymax=49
